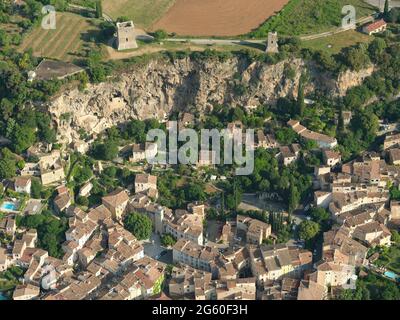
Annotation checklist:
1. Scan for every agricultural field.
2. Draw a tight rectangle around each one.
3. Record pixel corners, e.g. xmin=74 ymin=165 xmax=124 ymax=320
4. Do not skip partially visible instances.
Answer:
xmin=102 ymin=0 xmax=176 ymax=29
xmin=301 ymin=30 xmax=372 ymax=54
xmin=249 ymin=0 xmax=378 ymax=38
xmin=18 ymin=12 xmax=101 ymax=61
xmin=152 ymin=0 xmax=290 ymax=36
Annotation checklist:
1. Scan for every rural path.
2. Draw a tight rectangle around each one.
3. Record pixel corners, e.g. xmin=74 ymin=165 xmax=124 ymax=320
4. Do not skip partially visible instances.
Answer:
xmin=299 ymin=16 xmax=374 ymax=41
xmin=165 ymin=38 xmax=265 ymax=46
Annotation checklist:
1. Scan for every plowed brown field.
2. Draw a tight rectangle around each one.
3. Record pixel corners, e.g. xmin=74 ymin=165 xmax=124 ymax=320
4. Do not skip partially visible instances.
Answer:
xmin=152 ymin=0 xmax=290 ymax=36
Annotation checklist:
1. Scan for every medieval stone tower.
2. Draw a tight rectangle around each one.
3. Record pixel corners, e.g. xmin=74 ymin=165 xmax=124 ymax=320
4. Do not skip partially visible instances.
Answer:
xmin=265 ymin=32 xmax=279 ymax=53
xmin=116 ymin=21 xmax=138 ymax=51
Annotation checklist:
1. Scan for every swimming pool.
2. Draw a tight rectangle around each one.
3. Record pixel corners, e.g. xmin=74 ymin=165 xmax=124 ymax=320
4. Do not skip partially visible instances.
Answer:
xmin=0 ymin=201 xmax=17 ymax=211
xmin=0 ymin=292 xmax=9 ymax=300
xmin=384 ymin=271 xmax=399 ymax=281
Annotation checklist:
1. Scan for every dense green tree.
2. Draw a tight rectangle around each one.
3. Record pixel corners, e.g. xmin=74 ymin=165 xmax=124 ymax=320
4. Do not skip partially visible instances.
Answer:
xmin=91 ymin=140 xmax=118 ymax=160
xmin=0 ymin=148 xmax=16 ymax=180
xmin=342 ymin=46 xmax=371 ymax=71
xmin=124 ymin=212 xmax=153 ymax=240
xmin=299 ymin=220 xmax=320 ymax=241
xmin=161 ymin=234 xmax=176 ymax=247
xmin=153 ymin=29 xmax=168 ymax=41
xmin=11 ymin=125 xmax=36 ymax=154
xmin=384 ymin=0 xmax=390 ymax=18
xmin=76 ymin=196 xmax=89 ymax=207
xmin=309 ymin=207 xmax=330 ymax=224
xmin=288 ymin=180 xmax=300 ymax=214
xmin=123 ymin=119 xmax=146 ymax=142
xmin=31 ymin=179 xmax=42 ymax=199
xmin=17 ymin=211 xmax=67 ymax=258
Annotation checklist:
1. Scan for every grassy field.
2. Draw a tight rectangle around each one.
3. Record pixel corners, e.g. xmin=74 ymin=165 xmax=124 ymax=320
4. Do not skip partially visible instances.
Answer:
xmin=249 ymin=0 xmax=378 ymax=37
xmin=301 ymin=30 xmax=372 ymax=54
xmin=19 ymin=12 xmax=101 ymax=61
xmin=102 ymin=0 xmax=176 ymax=29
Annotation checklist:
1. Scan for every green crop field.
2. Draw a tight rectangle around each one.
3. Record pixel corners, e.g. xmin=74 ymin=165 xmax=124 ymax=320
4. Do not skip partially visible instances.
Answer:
xmin=249 ymin=0 xmax=378 ymax=38
xmin=102 ymin=0 xmax=176 ymax=29
xmin=19 ymin=12 xmax=101 ymax=61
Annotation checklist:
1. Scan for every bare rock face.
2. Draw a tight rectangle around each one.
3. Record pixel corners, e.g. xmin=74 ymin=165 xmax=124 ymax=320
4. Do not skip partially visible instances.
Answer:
xmin=335 ymin=65 xmax=375 ymax=96
xmin=47 ymin=56 xmax=374 ymax=145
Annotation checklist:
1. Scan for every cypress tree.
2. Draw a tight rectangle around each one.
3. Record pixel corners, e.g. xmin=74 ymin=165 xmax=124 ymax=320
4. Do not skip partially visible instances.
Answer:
xmin=384 ymin=0 xmax=390 ymax=18
xmin=96 ymin=0 xmax=103 ymax=19
xmin=297 ymin=72 xmax=306 ymax=117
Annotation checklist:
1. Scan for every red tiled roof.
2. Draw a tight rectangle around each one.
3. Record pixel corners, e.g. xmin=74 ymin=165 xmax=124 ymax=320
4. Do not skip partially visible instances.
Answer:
xmin=364 ymin=19 xmax=387 ymax=32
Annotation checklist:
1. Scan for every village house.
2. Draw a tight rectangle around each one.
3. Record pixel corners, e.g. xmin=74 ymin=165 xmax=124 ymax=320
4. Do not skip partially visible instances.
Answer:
xmin=362 ymin=19 xmax=387 ymax=35
xmin=262 ymin=277 xmax=301 ymax=300
xmin=352 ymin=221 xmax=392 ymax=247
xmin=102 ymin=188 xmax=129 ymax=221
xmin=14 ymin=176 xmax=32 ymax=194
xmin=65 ymin=213 xmax=97 ymax=251
xmin=214 ymin=278 xmax=257 ymax=300
xmin=187 ymin=202 xmax=206 ymax=219
xmin=12 ymin=284 xmax=41 ymax=300
xmin=322 ymin=149 xmax=341 ymax=167
xmin=297 ymin=279 xmax=326 ymax=300
xmin=227 ymin=121 xmax=244 ymax=138
xmin=169 ymin=265 xmax=212 ymax=299
xmin=20 ymin=162 xmax=41 ymax=176
xmin=391 ymin=200 xmax=400 ymax=220
xmin=255 ymin=130 xmax=279 ymax=149
xmin=328 ymin=190 xmax=389 ymax=216
xmin=172 ymin=239 xmax=220 ymax=276
xmin=278 ymin=144 xmax=301 ymax=166
xmin=236 ymin=215 xmax=271 ymax=245
xmin=12 ymin=229 xmax=38 ymax=264
xmin=322 ymin=226 xmax=368 ymax=267
xmin=383 ymin=133 xmax=400 ymax=150
xmin=0 ymin=215 xmax=16 ymax=239
xmin=248 ymin=244 xmax=312 ymax=285
xmin=78 ymin=181 xmax=93 ymax=197
xmin=165 ymin=210 xmax=204 ymax=245
xmin=53 ymin=185 xmax=72 ymax=214
xmin=129 ymin=142 xmax=158 ymax=163
xmin=134 ymin=174 xmax=158 ymax=197
xmin=310 ymin=261 xmax=356 ymax=291
xmin=388 ymin=148 xmax=400 ymax=165
xmin=0 ymin=248 xmax=10 ymax=272
xmin=38 ymin=150 xmax=65 ymax=185
xmin=288 ymin=120 xmax=338 ymax=149
xmin=197 ymin=150 xmax=217 ymax=168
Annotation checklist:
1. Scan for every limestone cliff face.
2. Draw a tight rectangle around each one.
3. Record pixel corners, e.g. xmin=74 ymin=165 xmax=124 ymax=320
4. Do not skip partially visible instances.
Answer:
xmin=48 ymin=56 xmax=374 ymax=144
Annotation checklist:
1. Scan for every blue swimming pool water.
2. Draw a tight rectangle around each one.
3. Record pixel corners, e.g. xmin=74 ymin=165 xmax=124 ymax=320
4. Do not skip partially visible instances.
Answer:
xmin=0 ymin=202 xmax=17 ymax=211
xmin=0 ymin=292 xmax=9 ymax=300
xmin=384 ymin=271 xmax=398 ymax=280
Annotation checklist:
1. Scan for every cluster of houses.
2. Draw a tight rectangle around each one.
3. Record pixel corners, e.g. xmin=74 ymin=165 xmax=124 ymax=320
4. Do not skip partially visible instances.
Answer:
xmin=1 ymin=102 xmax=399 ymax=301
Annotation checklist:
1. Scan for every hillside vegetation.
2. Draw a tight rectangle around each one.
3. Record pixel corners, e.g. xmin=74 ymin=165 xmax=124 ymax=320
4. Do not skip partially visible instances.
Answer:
xmin=249 ymin=0 xmax=377 ymax=37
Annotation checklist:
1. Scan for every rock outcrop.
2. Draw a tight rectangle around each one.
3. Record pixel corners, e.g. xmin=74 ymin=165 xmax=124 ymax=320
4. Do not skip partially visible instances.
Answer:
xmin=47 ymin=56 xmax=374 ymax=145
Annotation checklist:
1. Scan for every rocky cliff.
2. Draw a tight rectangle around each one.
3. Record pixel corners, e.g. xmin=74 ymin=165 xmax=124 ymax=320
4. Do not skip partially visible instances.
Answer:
xmin=48 ymin=56 xmax=374 ymax=145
